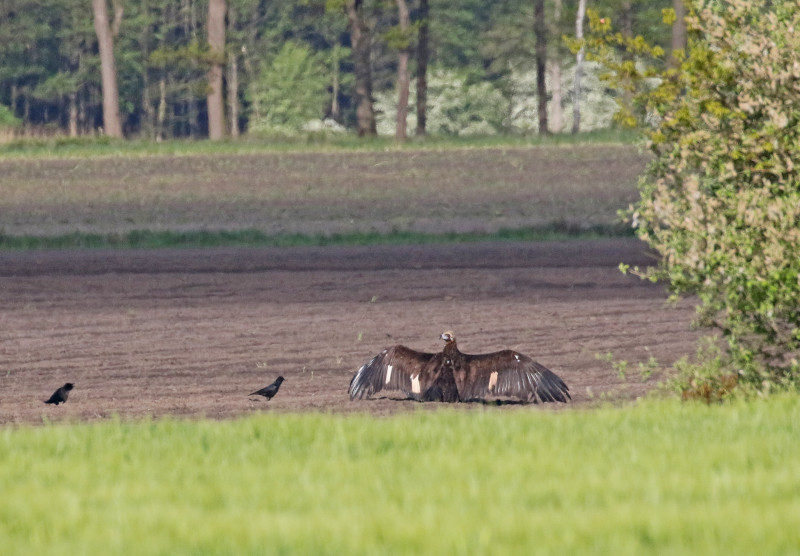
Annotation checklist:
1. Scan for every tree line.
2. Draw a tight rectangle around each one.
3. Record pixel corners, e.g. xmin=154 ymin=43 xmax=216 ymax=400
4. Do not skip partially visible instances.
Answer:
xmin=0 ymin=0 xmax=680 ymax=140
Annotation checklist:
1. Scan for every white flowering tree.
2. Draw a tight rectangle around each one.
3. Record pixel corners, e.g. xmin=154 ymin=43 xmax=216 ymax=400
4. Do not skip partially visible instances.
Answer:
xmin=375 ymin=64 xmax=618 ymax=136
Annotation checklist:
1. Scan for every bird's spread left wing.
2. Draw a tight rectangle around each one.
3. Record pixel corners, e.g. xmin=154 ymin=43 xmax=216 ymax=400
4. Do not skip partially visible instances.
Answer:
xmin=349 ymin=345 xmax=437 ymax=400
xmin=459 ymin=350 xmax=570 ymax=403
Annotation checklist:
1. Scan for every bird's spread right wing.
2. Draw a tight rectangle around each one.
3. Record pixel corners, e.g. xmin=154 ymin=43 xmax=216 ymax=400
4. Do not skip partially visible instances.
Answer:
xmin=349 ymin=345 xmax=437 ymax=400
xmin=459 ymin=350 xmax=570 ymax=403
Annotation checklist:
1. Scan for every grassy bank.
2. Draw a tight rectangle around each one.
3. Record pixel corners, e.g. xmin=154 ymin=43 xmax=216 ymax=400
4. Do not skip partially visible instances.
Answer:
xmin=0 ymin=129 xmax=640 ymax=159
xmin=0 ymin=223 xmax=634 ymax=251
xmin=1 ymin=398 xmax=798 ymax=555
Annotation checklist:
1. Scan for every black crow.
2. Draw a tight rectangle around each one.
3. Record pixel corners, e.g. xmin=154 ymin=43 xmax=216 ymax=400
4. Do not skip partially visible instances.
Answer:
xmin=249 ymin=376 xmax=285 ymax=400
xmin=350 ymin=331 xmax=570 ymax=403
xmin=44 ymin=383 xmax=74 ymax=405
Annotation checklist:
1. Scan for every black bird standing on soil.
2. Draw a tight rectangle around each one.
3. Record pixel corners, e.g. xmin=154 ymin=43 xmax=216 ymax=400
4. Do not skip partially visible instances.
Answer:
xmin=44 ymin=383 xmax=74 ymax=405
xmin=249 ymin=376 xmax=285 ymax=401
xmin=349 ymin=331 xmax=570 ymax=403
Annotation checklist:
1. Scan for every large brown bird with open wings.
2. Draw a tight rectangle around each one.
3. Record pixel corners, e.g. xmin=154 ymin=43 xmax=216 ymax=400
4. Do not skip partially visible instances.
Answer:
xmin=349 ymin=331 xmax=570 ymax=403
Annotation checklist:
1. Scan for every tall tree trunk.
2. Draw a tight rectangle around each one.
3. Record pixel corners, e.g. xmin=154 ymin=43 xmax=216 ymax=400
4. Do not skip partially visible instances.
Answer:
xmin=91 ymin=0 xmax=123 ymax=137
xmin=157 ymin=77 xmax=167 ymax=141
xmin=226 ymin=8 xmax=239 ymax=137
xmin=140 ymin=0 xmax=155 ymax=139
xmin=206 ymin=0 xmax=226 ymax=140
xmin=534 ymin=0 xmax=548 ymax=135
xmin=415 ymin=0 xmax=429 ymax=136
xmin=549 ymin=0 xmax=563 ymax=133
xmin=11 ymin=84 xmax=18 ymax=119
xmin=110 ymin=0 xmax=123 ymax=35
xmin=572 ymin=0 xmax=587 ymax=134
xmin=68 ymin=92 xmax=78 ymax=137
xmin=79 ymin=97 xmax=86 ymax=135
xmin=140 ymin=0 xmax=154 ymax=138
xmin=184 ymin=0 xmax=200 ymax=138
xmin=141 ymin=74 xmax=153 ymax=138
xmin=395 ymin=0 xmax=410 ymax=141
xmin=241 ymin=4 xmax=258 ymax=127
xmin=330 ymin=46 xmax=341 ymax=120
xmin=227 ymin=50 xmax=239 ymax=137
xmin=346 ymin=0 xmax=376 ymax=137
xmin=671 ymin=0 xmax=687 ymax=68
xmin=550 ymin=64 xmax=563 ymax=133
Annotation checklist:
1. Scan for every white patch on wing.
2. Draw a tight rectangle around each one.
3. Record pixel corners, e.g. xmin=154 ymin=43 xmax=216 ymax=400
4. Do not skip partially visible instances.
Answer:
xmin=410 ymin=374 xmax=421 ymax=394
xmin=488 ymin=371 xmax=498 ymax=392
xmin=385 ymin=364 xmax=393 ymax=384
xmin=514 ymin=354 xmax=520 ymax=362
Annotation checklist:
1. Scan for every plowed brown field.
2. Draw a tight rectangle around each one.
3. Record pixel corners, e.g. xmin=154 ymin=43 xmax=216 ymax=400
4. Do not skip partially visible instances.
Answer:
xmin=0 ymin=238 xmax=700 ymax=424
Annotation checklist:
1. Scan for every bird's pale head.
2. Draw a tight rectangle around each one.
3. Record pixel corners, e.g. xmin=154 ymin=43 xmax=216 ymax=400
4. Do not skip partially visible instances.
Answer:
xmin=440 ymin=331 xmax=456 ymax=343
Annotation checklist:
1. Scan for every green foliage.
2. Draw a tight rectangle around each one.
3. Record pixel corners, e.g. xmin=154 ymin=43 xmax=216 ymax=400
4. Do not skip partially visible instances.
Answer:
xmin=0 ymin=104 xmax=21 ymax=129
xmin=670 ymin=336 xmax=742 ymax=403
xmin=615 ymin=0 xmax=800 ymax=392
xmin=596 ymin=350 xmax=660 ymax=382
xmin=3 ymin=402 xmax=800 ymax=554
xmin=382 ymin=20 xmax=420 ymax=52
xmin=566 ymin=8 xmax=670 ymax=128
xmin=31 ymin=72 xmax=78 ymax=101
xmin=248 ymin=41 xmax=330 ymax=134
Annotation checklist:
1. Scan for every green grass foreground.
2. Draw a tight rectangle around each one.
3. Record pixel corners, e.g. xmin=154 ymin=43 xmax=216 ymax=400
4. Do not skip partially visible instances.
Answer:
xmin=2 ymin=399 xmax=799 ymax=555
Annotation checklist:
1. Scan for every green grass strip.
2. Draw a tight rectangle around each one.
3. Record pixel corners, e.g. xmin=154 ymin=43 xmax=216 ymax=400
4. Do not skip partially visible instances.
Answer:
xmin=1 ymin=398 xmax=799 ymax=555
xmin=0 ymin=129 xmax=640 ymax=159
xmin=0 ymin=224 xmax=634 ymax=251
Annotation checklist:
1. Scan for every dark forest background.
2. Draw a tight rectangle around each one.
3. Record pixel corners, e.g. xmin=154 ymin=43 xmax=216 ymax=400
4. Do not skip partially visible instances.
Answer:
xmin=0 ymin=0 xmax=677 ymax=139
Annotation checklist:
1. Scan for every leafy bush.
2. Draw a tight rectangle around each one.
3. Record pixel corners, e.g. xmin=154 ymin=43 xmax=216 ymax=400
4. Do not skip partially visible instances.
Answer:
xmin=671 ymin=337 xmax=742 ymax=403
xmin=626 ymin=0 xmax=800 ymax=392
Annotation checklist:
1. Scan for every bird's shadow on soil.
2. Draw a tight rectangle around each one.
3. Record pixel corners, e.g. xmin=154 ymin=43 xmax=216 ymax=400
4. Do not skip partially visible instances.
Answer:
xmin=370 ymin=396 xmax=531 ymax=406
